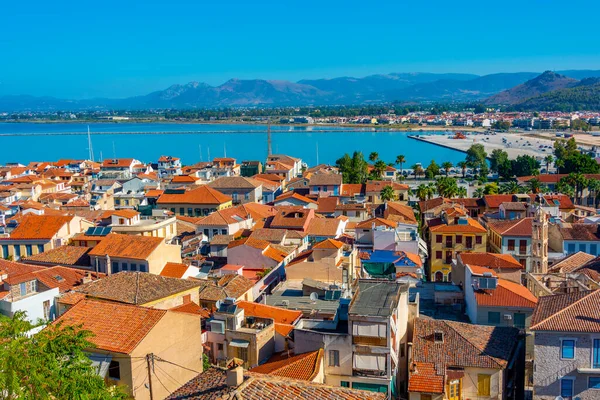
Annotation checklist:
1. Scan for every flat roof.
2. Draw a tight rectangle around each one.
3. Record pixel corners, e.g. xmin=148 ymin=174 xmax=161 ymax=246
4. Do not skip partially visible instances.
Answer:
xmin=349 ymin=279 xmax=407 ymax=317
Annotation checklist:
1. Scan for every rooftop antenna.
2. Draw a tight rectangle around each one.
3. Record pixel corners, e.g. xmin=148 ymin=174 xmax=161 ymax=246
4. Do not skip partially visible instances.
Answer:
xmin=267 ymin=118 xmax=272 ymax=156
xmin=199 ymin=144 xmax=203 ymax=162
xmin=87 ymin=125 xmax=94 ymax=162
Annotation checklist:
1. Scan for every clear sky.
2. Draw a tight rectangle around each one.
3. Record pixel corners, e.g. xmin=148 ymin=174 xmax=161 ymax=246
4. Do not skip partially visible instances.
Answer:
xmin=2 ymin=0 xmax=599 ymax=99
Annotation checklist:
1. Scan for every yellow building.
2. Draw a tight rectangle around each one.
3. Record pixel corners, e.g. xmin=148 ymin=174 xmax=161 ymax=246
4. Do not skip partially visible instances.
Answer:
xmin=428 ymin=208 xmax=487 ymax=282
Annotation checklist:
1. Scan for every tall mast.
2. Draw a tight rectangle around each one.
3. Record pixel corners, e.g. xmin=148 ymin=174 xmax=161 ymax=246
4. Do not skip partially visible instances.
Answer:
xmin=267 ymin=118 xmax=272 ymax=156
xmin=87 ymin=125 xmax=94 ymax=162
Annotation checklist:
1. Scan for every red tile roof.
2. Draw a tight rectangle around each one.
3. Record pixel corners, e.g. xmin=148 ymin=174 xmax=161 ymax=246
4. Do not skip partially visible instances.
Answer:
xmin=488 ymin=218 xmax=532 ymax=237
xmin=236 ymin=300 xmax=302 ymax=325
xmin=250 ymin=350 xmax=323 ymax=381
xmin=170 ymin=301 xmax=211 ymax=318
xmin=6 ymin=214 xmax=74 ymax=240
xmin=408 ymin=362 xmax=444 ymax=394
xmin=531 ymin=290 xmax=600 ymax=332
xmin=429 ymin=218 xmax=486 ymax=234
xmin=340 ymin=184 xmax=365 ymax=197
xmin=157 ymin=185 xmax=232 ymax=205
xmin=355 ymin=217 xmax=397 ymax=229
xmin=475 ymin=278 xmax=538 ymax=308
xmin=160 ymin=262 xmax=190 ymax=278
xmin=483 ymin=194 xmax=515 ymax=209
xmin=53 ymin=299 xmax=167 ymax=354
xmin=88 ymin=234 xmax=163 ymax=260
xmin=313 ymin=238 xmax=343 ymax=250
xmin=274 ymin=191 xmax=317 ymax=205
xmin=459 ymin=252 xmax=523 ymax=270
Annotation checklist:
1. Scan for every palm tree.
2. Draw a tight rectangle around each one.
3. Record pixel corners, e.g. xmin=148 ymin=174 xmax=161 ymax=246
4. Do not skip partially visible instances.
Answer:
xmin=415 ymin=184 xmax=429 ymax=201
xmin=426 ymin=183 xmax=436 ymax=200
xmin=527 ymin=178 xmax=542 ymax=194
xmin=396 ymin=155 xmax=406 ymax=177
xmin=500 ymin=181 xmax=522 ymax=194
xmin=556 ymin=180 xmax=575 ymax=198
xmin=544 ymin=155 xmax=554 ymax=173
xmin=441 ymin=161 xmax=453 ymax=177
xmin=380 ymin=185 xmax=396 ymax=202
xmin=457 ymin=186 xmax=468 ymax=198
xmin=555 ymin=158 xmax=564 ymax=175
xmin=412 ymin=164 xmax=424 ymax=181
xmin=373 ymin=160 xmax=387 ymax=178
xmin=565 ymin=173 xmax=589 ymax=205
xmin=474 ymin=187 xmax=485 ymax=198
xmin=588 ymin=179 xmax=600 ymax=208
xmin=369 ymin=152 xmax=379 ymax=162
xmin=457 ymin=161 xmax=467 ymax=178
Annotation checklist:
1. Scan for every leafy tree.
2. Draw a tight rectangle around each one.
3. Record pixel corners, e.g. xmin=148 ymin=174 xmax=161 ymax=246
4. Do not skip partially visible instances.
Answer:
xmin=556 ymin=179 xmax=575 ymax=197
xmin=371 ymin=160 xmax=388 ymax=179
xmin=336 ymin=151 xmax=369 ymax=184
xmin=465 ymin=144 xmax=488 ymax=177
xmin=441 ymin=161 xmax=453 ymax=177
xmin=483 ymin=182 xmax=498 ymax=195
xmin=457 ymin=161 xmax=467 ymax=178
xmin=0 ymin=311 xmax=127 ymax=400
xmin=562 ymin=152 xmax=600 ymax=174
xmin=571 ymin=119 xmax=591 ymax=132
xmin=457 ymin=186 xmax=468 ymax=198
xmin=380 ymin=185 xmax=396 ymax=202
xmin=415 ymin=184 xmax=431 ymax=201
xmin=436 ymin=177 xmax=459 ymax=198
xmin=369 ymin=152 xmax=379 ymax=162
xmin=395 ymin=155 xmax=406 ymax=176
xmin=425 ymin=160 xmax=440 ymax=179
xmin=562 ymin=173 xmax=589 ymax=205
xmin=588 ymin=179 xmax=600 ymax=208
xmin=511 ymin=155 xmax=541 ymax=177
xmin=554 ymin=138 xmax=578 ymax=161
xmin=490 ymin=149 xmax=512 ymax=179
xmin=474 ymin=187 xmax=485 ymax=198
xmin=492 ymin=120 xmax=511 ymax=131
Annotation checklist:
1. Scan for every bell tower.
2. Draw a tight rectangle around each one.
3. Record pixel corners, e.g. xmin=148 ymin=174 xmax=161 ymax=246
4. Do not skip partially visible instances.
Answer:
xmin=531 ymin=203 xmax=548 ymax=274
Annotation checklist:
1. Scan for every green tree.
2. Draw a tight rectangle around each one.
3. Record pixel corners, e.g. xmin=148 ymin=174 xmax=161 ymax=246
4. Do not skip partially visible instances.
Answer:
xmin=415 ymin=184 xmax=430 ymax=201
xmin=474 ymin=187 xmax=485 ymax=198
xmin=412 ymin=164 xmax=424 ymax=181
xmin=436 ymin=177 xmax=459 ymax=198
xmin=441 ymin=161 xmax=453 ymax=177
xmin=499 ymin=181 xmax=523 ymax=194
xmin=587 ymin=179 xmax=600 ymax=208
xmin=425 ymin=160 xmax=440 ymax=179
xmin=395 ymin=155 xmax=406 ymax=177
xmin=571 ymin=119 xmax=591 ymax=132
xmin=556 ymin=179 xmax=575 ymax=197
xmin=380 ymin=185 xmax=396 ymax=202
xmin=465 ymin=144 xmax=488 ymax=177
xmin=369 ymin=152 xmax=379 ymax=162
xmin=562 ymin=152 xmax=600 ymax=174
xmin=544 ymin=155 xmax=554 ymax=173
xmin=527 ymin=178 xmax=542 ymax=194
xmin=511 ymin=155 xmax=541 ymax=177
xmin=457 ymin=161 xmax=467 ymax=178
xmin=492 ymin=120 xmax=511 ymax=131
xmin=336 ymin=151 xmax=369 ymax=184
xmin=0 ymin=312 xmax=127 ymax=400
xmin=371 ymin=160 xmax=388 ymax=179
xmin=457 ymin=186 xmax=468 ymax=198
xmin=483 ymin=182 xmax=498 ymax=195
xmin=490 ymin=149 xmax=512 ymax=179
xmin=563 ymin=173 xmax=590 ymax=205
xmin=554 ymin=138 xmax=578 ymax=161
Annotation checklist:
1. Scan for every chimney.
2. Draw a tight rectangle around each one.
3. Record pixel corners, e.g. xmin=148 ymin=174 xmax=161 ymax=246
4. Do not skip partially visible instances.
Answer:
xmin=81 ymin=272 xmax=93 ymax=285
xmin=226 ymin=366 xmax=244 ymax=387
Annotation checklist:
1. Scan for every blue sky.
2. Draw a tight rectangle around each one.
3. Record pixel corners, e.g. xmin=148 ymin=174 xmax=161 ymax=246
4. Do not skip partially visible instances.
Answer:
xmin=2 ymin=0 xmax=599 ymax=99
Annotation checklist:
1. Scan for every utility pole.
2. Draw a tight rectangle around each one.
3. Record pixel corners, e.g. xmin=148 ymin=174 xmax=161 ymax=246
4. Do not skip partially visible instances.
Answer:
xmin=267 ymin=118 xmax=272 ymax=157
xmin=146 ymin=353 xmax=154 ymax=400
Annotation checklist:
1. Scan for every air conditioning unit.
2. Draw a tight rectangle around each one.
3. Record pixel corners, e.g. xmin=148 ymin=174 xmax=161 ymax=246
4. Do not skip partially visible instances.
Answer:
xmin=503 ymin=314 xmax=512 ymax=320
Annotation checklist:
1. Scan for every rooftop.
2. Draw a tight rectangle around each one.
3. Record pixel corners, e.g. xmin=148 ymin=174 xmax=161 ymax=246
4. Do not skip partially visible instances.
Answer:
xmin=531 ymin=289 xmax=600 ymax=333
xmin=349 ymin=279 xmax=406 ymax=317
xmin=88 ymin=233 xmax=164 ymax=260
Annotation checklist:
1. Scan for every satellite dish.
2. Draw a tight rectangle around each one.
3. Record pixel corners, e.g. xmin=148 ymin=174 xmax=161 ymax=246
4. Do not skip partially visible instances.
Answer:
xmin=309 ymin=292 xmax=319 ymax=301
xmin=555 ymin=396 xmax=564 ymax=400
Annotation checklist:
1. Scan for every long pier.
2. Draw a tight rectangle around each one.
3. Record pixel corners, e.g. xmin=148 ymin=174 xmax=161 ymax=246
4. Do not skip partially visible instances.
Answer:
xmin=0 ymin=129 xmax=400 ymax=137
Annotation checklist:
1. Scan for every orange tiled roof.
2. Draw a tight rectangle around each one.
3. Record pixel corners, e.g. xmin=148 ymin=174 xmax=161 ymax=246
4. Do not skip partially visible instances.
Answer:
xmin=408 ymin=362 xmax=444 ymax=394
xmin=160 ymin=262 xmax=190 ymax=278
xmin=88 ymin=234 xmax=163 ymax=260
xmin=488 ymin=218 xmax=532 ymax=237
xmin=236 ymin=300 xmax=302 ymax=325
xmin=531 ymin=290 xmax=600 ymax=332
xmin=429 ymin=218 xmax=486 ymax=234
xmin=274 ymin=323 xmax=295 ymax=337
xmin=459 ymin=252 xmax=523 ymax=270
xmin=549 ymin=252 xmax=596 ymax=273
xmin=23 ymin=245 xmax=91 ymax=266
xmin=53 ymin=299 xmax=167 ymax=354
xmin=306 ymin=218 xmax=342 ymax=237
xmin=355 ymin=217 xmax=397 ymax=229
xmin=313 ymin=238 xmax=343 ymax=250
xmin=274 ymin=191 xmax=317 ymax=204
xmin=250 ymin=350 xmax=323 ymax=381
xmin=6 ymin=214 xmax=75 ymax=240
xmin=475 ymin=278 xmax=537 ymax=308
xmin=111 ymin=209 xmax=139 ymax=218
xmin=170 ymin=301 xmax=211 ymax=318
xmin=157 ymin=185 xmax=232 ymax=205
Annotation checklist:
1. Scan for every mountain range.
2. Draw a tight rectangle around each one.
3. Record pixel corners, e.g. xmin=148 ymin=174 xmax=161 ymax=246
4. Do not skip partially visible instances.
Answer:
xmin=1 ymin=70 xmax=600 ymax=111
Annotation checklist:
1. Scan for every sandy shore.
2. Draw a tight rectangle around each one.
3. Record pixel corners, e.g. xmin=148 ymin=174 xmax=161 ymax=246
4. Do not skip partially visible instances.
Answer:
xmin=410 ymin=132 xmax=556 ymax=160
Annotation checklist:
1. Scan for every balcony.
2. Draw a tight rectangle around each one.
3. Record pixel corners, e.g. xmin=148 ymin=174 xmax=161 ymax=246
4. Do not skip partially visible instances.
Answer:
xmin=353 ymin=368 xmax=387 ymax=377
xmin=353 ymin=336 xmax=387 ymax=347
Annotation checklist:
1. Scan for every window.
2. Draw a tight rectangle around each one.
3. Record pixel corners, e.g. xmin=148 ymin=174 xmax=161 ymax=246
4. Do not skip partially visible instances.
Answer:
xmin=203 ymin=229 xmax=209 ymax=236
xmin=455 ymin=235 xmax=462 ymax=244
xmin=561 ymin=339 xmax=575 ymax=359
xmin=477 ymin=374 xmax=491 ymax=396
xmin=187 ymin=208 xmax=193 ymax=216
xmin=19 ymin=283 xmax=27 ymax=296
xmin=476 ymin=235 xmax=482 ymax=244
xmin=2 ymin=245 xmax=8 ymax=259
xmin=195 ymin=208 xmax=201 ymax=217
xmin=488 ymin=311 xmax=501 ymax=324
xmin=594 ymin=339 xmax=600 ymax=369
xmin=589 ymin=377 xmax=600 ymax=389
xmin=329 ymin=350 xmax=340 ymax=367
xmin=25 ymin=245 xmax=32 ymax=257
xmin=434 ymin=332 xmax=444 ymax=343
xmin=112 ymin=261 xmax=119 ymax=273
xmin=139 ymin=264 xmax=147 ymax=272
xmin=121 ymin=262 xmax=128 ymax=271
xmin=507 ymin=239 xmax=515 ymax=251
xmin=170 ymin=208 xmax=176 ymax=213
xmin=579 ymin=243 xmax=586 ymax=252
xmin=591 ymin=244 xmax=598 ymax=255
xmin=212 ymin=229 xmax=219 ymax=237
xmin=560 ymin=378 xmax=574 ymax=398
xmin=244 ymin=193 xmax=249 ymax=201
xmin=514 ymin=313 xmax=526 ymax=329
xmin=217 ymin=343 xmax=224 ymax=351
xmin=130 ymin=263 xmax=137 ymax=271
xmin=567 ymin=243 xmax=576 ymax=254
xmin=108 ymin=361 xmax=121 ymax=380
xmin=436 ymin=235 xmax=442 ymax=243
xmin=519 ymin=240 xmax=527 ymax=254
xmin=179 ymin=207 xmax=185 ymax=215
xmin=37 ymin=244 xmax=44 ymax=253
xmin=340 ymin=381 xmax=350 ymax=388
xmin=420 ymin=395 xmax=432 ymax=400
xmin=43 ymin=300 xmax=51 ymax=320
xmin=14 ymin=246 xmax=20 ymax=259
xmin=221 ymin=229 xmax=227 ymax=235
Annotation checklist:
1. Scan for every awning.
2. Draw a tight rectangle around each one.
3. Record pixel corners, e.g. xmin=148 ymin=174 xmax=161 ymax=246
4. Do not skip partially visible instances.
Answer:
xmin=88 ymin=353 xmax=113 ymax=378
xmin=353 ymin=354 xmax=386 ymax=370
xmin=229 ymin=339 xmax=250 ymax=348
xmin=352 ymin=322 xmax=386 ymax=338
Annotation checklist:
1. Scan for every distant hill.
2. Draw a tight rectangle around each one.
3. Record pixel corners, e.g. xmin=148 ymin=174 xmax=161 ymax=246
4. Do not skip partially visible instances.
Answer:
xmin=484 ymin=71 xmax=578 ymax=105
xmin=383 ymin=72 xmax=539 ymax=102
xmin=513 ymin=78 xmax=600 ymax=111
xmin=1 ymin=69 xmax=600 ymax=111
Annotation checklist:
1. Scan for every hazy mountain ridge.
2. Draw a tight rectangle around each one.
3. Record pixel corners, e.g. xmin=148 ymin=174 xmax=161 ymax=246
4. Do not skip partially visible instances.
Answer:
xmin=1 ymin=70 xmax=600 ymax=111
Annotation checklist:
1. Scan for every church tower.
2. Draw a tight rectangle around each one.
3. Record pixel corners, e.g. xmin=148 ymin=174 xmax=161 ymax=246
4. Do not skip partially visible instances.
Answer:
xmin=531 ymin=202 xmax=549 ymax=274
